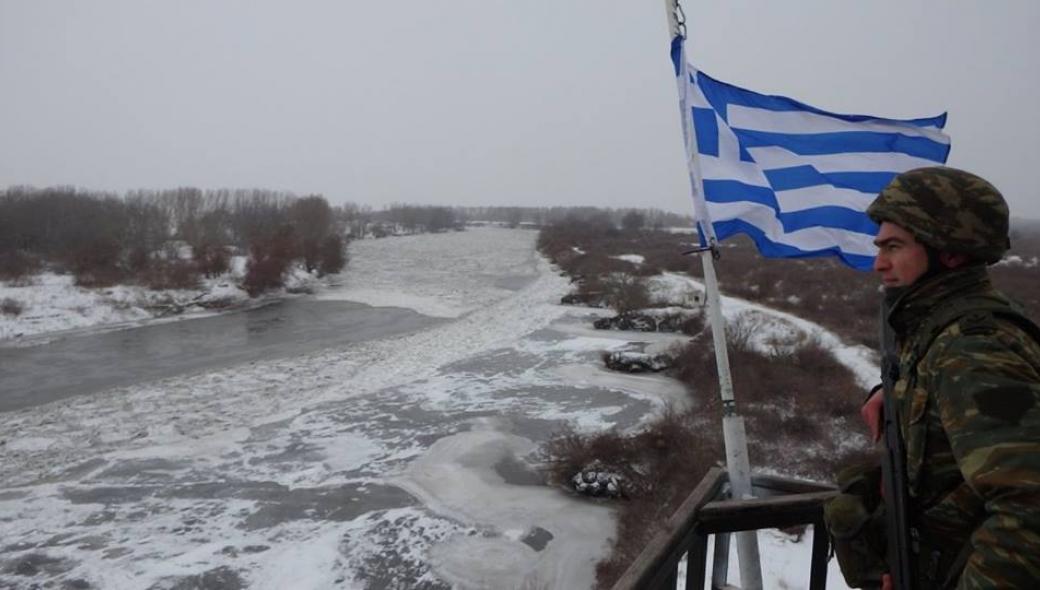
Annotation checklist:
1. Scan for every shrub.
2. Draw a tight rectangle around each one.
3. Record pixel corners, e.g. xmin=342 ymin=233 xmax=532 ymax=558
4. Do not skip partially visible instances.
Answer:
xmin=672 ymin=332 xmax=865 ymax=477
xmin=193 ymin=242 xmax=230 ymax=278
xmin=68 ymin=236 xmax=124 ymax=287
xmin=317 ymin=234 xmax=347 ymax=276
xmin=144 ymin=259 xmax=201 ymax=290
xmin=73 ymin=266 xmax=125 ymax=288
xmin=1 ymin=297 xmax=23 ymax=316
xmin=541 ymin=409 xmax=724 ymax=587
xmin=621 ymin=211 xmax=645 ymax=232
xmin=602 ymin=272 xmax=651 ymax=314
xmin=243 ymin=226 xmax=297 ymax=297
xmin=679 ymin=312 xmax=705 ymax=335
xmin=126 ymin=246 xmax=153 ymax=274
xmin=243 ymin=255 xmax=291 ymax=297
xmin=0 ymin=250 xmax=42 ymax=284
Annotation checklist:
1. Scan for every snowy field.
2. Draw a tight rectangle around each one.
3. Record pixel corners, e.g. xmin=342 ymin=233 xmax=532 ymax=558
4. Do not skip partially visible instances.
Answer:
xmin=0 ymin=228 xmax=862 ymax=589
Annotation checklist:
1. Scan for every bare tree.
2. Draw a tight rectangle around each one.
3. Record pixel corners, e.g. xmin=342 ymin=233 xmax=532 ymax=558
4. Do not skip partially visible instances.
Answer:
xmin=290 ymin=196 xmax=332 ymax=272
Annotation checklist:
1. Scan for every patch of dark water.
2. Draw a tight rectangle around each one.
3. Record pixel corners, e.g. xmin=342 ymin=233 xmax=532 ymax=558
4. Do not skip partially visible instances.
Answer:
xmin=147 ymin=565 xmax=245 ymax=590
xmin=0 ymin=300 xmax=441 ymax=412
xmin=60 ymin=481 xmax=417 ymax=531
xmin=493 ymin=454 xmax=544 ymax=486
xmin=520 ymin=527 xmax=554 ymax=551
xmin=494 ymin=274 xmax=537 ymax=291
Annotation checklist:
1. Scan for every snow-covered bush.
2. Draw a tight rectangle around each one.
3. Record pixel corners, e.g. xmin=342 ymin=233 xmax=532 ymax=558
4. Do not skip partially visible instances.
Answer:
xmin=570 ymin=463 xmax=623 ymax=498
xmin=601 ymin=350 xmax=672 ymax=373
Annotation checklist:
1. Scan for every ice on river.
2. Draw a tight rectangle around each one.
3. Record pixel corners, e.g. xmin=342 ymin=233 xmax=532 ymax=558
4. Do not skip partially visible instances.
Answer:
xmin=0 ymin=228 xmax=852 ymax=589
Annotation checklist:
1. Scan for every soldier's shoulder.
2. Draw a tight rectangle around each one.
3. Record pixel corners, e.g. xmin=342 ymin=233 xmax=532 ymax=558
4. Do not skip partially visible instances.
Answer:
xmin=931 ymin=309 xmax=1040 ymax=362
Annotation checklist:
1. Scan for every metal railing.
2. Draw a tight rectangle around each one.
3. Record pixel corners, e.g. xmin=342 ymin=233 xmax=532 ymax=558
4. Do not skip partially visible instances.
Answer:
xmin=611 ymin=467 xmax=837 ymax=590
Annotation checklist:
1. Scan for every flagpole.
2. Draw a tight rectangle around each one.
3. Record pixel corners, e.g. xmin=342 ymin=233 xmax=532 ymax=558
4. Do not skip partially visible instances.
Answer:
xmin=664 ymin=1 xmax=763 ymax=588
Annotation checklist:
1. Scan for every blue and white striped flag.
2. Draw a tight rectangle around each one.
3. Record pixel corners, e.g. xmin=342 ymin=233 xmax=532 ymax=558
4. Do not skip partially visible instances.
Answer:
xmin=671 ymin=37 xmax=951 ymax=270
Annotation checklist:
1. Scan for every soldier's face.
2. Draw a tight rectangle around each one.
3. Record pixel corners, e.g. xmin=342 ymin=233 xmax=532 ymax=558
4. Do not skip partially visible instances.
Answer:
xmin=873 ymin=222 xmax=929 ymax=287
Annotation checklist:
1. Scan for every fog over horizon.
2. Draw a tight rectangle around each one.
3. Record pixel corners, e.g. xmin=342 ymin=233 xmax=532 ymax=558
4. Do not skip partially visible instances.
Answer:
xmin=2 ymin=1 xmax=1038 ymax=219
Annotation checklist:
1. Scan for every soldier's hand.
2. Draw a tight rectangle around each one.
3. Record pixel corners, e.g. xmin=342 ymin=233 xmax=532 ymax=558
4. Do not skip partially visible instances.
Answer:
xmin=861 ymin=388 xmax=884 ymax=442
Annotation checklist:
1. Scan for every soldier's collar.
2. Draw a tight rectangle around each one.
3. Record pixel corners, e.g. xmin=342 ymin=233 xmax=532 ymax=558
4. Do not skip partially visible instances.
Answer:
xmin=887 ymin=265 xmax=990 ymax=337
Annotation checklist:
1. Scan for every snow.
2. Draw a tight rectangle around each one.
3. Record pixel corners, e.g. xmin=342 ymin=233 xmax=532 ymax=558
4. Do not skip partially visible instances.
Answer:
xmin=995 ymin=254 xmax=1039 ymax=268
xmin=315 ymin=229 xmax=540 ymax=318
xmin=394 ymin=420 xmax=614 ymax=589
xmin=0 ymin=257 xmax=294 ymax=345
xmin=636 ymin=305 xmax=699 ymax=318
xmin=678 ymin=528 xmax=851 ymax=589
xmin=0 ymin=228 xmax=860 ymax=589
xmin=612 ymin=253 xmax=645 ymax=265
xmin=652 ymin=273 xmax=879 ymax=388
xmin=647 ymin=272 xmax=704 ymax=307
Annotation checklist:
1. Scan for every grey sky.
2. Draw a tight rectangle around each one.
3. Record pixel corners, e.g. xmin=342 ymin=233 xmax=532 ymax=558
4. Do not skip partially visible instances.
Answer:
xmin=1 ymin=1 xmax=1037 ymax=217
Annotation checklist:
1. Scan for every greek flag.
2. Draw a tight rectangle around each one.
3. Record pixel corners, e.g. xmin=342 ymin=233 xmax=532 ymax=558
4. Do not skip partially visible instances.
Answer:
xmin=671 ymin=37 xmax=951 ymax=270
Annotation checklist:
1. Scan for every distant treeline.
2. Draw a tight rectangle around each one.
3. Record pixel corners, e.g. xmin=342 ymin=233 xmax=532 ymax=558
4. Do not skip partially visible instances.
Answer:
xmin=369 ymin=205 xmax=692 ymax=233
xmin=451 ymin=206 xmax=693 ymax=229
xmin=0 ymin=185 xmax=695 ymax=294
xmin=0 ymin=186 xmax=349 ymax=294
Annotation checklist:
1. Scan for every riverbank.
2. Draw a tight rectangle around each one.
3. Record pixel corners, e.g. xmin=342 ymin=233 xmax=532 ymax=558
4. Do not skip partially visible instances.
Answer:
xmin=0 ymin=258 xmax=334 ymax=348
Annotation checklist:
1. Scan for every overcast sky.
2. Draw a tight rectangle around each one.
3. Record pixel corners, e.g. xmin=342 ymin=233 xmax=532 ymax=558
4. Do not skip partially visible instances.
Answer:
xmin=1 ymin=1 xmax=1037 ymax=218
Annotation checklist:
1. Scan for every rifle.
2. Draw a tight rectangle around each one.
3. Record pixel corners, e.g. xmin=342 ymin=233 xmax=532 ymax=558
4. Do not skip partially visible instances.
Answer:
xmin=881 ymin=387 xmax=915 ymax=589
xmin=879 ymin=299 xmax=915 ymax=590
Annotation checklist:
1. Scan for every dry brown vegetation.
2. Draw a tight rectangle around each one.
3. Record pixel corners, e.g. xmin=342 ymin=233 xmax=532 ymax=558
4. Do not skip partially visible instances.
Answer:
xmin=541 ymin=218 xmax=1040 ymax=350
xmin=991 ymin=219 xmax=1040 ymax=318
xmin=541 ymin=324 xmax=875 ymax=588
xmin=0 ymin=187 xmax=351 ymax=296
xmin=538 ymin=216 xmax=695 ymax=281
xmin=540 ymin=410 xmax=724 ymax=587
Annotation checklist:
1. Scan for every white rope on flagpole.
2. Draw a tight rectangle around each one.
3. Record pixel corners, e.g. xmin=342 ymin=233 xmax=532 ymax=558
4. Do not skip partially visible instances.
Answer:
xmin=664 ymin=1 xmax=763 ymax=588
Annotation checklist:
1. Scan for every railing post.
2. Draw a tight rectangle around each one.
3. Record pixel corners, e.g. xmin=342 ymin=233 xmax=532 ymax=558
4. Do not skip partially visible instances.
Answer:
xmin=809 ymin=518 xmax=830 ymax=590
xmin=711 ymin=532 xmax=730 ymax=589
xmin=685 ymin=528 xmax=709 ymax=590
xmin=660 ymin=568 xmax=678 ymax=590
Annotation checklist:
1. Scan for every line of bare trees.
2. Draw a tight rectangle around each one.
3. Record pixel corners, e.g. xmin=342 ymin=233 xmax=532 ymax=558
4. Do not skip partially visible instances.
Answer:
xmin=452 ymin=206 xmax=693 ymax=229
xmin=371 ymin=204 xmax=461 ymax=236
xmin=0 ymin=186 xmax=349 ymax=296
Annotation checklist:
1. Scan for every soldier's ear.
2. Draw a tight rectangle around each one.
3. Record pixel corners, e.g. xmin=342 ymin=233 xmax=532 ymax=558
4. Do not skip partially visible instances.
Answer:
xmin=938 ymin=252 xmax=969 ymax=269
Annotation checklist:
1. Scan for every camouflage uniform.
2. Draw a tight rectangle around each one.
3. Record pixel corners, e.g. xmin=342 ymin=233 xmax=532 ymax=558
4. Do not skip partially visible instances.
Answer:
xmin=827 ymin=167 xmax=1040 ymax=588
xmin=886 ymin=265 xmax=1040 ymax=588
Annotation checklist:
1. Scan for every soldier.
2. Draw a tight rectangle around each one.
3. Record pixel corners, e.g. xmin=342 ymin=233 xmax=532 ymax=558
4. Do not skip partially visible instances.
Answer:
xmin=827 ymin=167 xmax=1040 ymax=589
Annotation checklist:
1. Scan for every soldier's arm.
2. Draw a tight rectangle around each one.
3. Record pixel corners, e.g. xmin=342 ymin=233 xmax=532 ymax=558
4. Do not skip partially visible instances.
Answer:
xmin=931 ymin=324 xmax=1040 ymax=589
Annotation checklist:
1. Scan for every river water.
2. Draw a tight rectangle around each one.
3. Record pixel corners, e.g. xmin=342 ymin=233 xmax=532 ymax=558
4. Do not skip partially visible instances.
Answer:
xmin=0 ymin=301 xmax=439 ymax=412
xmin=0 ymin=228 xmax=695 ymax=590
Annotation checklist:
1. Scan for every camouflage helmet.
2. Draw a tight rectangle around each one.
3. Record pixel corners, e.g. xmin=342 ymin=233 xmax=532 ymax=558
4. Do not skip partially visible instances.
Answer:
xmin=867 ymin=167 xmax=1010 ymax=264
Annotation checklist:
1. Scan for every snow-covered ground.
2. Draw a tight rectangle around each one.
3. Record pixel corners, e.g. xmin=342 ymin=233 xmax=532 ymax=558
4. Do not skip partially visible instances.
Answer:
xmin=0 ymin=228 xmax=861 ymax=589
xmin=0 ymin=257 xmax=328 ymax=346
xmin=611 ymin=253 xmax=645 ymax=265
xmin=649 ymin=272 xmax=879 ymax=388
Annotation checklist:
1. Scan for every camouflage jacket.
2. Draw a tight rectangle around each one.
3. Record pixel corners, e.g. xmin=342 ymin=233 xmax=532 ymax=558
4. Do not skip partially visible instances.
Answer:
xmin=886 ymin=266 xmax=1040 ymax=589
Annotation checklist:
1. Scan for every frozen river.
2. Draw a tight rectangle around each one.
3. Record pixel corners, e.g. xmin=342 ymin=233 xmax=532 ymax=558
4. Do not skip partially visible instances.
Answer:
xmin=0 ymin=228 xmax=691 ymax=589
xmin=0 ymin=301 xmax=439 ymax=412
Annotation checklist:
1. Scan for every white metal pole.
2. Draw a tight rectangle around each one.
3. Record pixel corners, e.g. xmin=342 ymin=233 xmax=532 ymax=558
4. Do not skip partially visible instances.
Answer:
xmin=663 ymin=2 xmax=762 ymax=588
